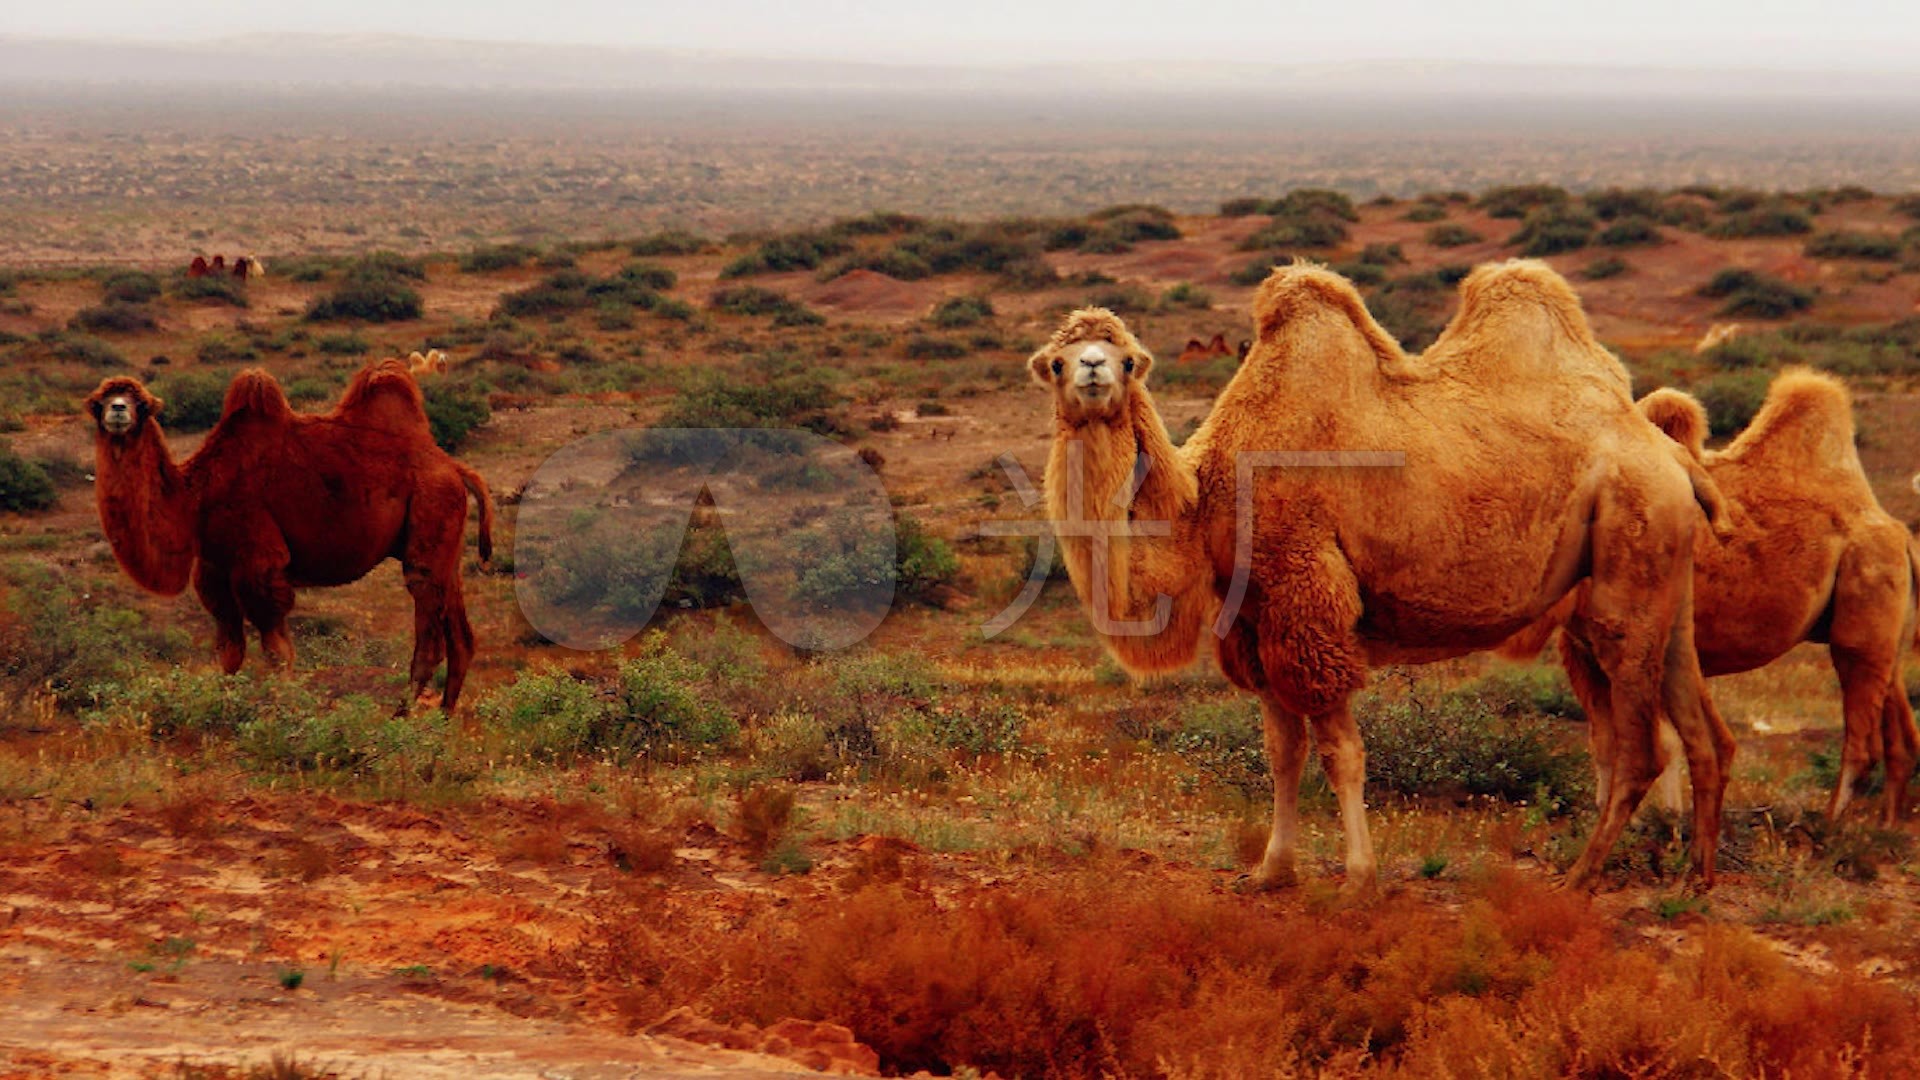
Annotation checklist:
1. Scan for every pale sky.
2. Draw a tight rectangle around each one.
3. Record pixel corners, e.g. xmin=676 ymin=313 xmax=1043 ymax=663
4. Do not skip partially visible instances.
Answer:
xmin=3 ymin=0 xmax=1916 ymax=69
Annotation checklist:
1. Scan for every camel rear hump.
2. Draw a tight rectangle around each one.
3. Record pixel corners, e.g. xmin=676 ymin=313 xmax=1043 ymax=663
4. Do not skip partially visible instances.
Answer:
xmin=1431 ymin=260 xmax=1629 ymax=391
xmin=1723 ymin=367 xmax=1857 ymax=471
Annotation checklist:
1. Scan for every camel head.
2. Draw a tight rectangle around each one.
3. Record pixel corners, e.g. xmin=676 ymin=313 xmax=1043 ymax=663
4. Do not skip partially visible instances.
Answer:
xmin=1028 ymin=307 xmax=1154 ymax=423
xmin=85 ymin=376 xmax=163 ymax=441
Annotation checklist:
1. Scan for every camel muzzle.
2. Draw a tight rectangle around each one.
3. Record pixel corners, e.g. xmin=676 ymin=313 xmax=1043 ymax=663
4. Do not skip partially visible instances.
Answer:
xmin=101 ymin=399 xmax=136 ymax=435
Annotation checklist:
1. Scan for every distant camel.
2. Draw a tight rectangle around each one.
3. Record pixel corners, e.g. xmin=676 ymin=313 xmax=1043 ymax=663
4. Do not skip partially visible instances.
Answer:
xmin=86 ymin=361 xmax=495 ymax=710
xmin=1693 ymin=323 xmax=1742 ymax=354
xmin=1175 ymin=333 xmax=1235 ymax=364
xmin=210 ymin=255 xmax=226 ymax=273
xmin=407 ymin=349 xmax=450 ymax=377
xmin=188 ymin=256 xmax=210 ymax=278
xmin=232 ymin=255 xmax=266 ymax=279
xmin=1028 ymin=260 xmax=1732 ymax=892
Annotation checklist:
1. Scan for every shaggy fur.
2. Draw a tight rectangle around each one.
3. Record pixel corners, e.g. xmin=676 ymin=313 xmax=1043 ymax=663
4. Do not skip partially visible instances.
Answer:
xmin=1510 ymin=370 xmax=1920 ymax=823
xmin=1030 ymin=260 xmax=1732 ymax=892
xmin=86 ymin=362 xmax=495 ymax=710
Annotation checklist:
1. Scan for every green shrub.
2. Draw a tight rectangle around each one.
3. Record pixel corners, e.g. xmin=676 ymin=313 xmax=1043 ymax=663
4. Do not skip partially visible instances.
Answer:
xmin=1425 ymin=223 xmax=1482 ymax=248
xmin=722 ymin=230 xmax=853 ymax=277
xmin=496 ymin=270 xmax=597 ymax=319
xmin=1357 ymin=242 xmax=1405 ymax=266
xmin=1218 ymin=197 xmax=1266 ymax=217
xmin=314 ymin=331 xmax=369 ymax=356
xmin=1356 ymin=683 xmax=1590 ymax=810
xmin=606 ymin=642 xmax=739 ymax=761
xmin=1805 ymin=231 xmax=1903 ymax=261
xmin=1368 ymin=271 xmax=1455 ymax=352
xmin=1331 ymin=262 xmax=1388 ymax=287
xmin=101 ymin=270 xmax=162 ymax=304
xmin=172 ymin=274 xmax=248 ymax=307
xmin=458 ymin=244 xmax=537 ymax=273
xmin=305 ymin=274 xmax=422 ymax=322
xmin=1239 ymin=216 xmax=1347 ymax=251
xmin=153 ymin=370 xmax=232 ymax=432
xmin=1710 ymin=204 xmax=1813 ymax=238
xmin=903 ymin=335 xmax=966 ymax=360
xmin=619 ymin=262 xmax=678 ymax=291
xmin=710 ymin=285 xmax=818 ymax=324
xmin=1697 ymin=269 xmax=1813 ymax=318
xmin=196 ymin=331 xmax=258 ymax=364
xmin=1 ymin=566 xmax=193 ymax=708
xmin=1401 ymin=203 xmax=1447 ymax=223
xmin=1078 ymin=209 xmax=1181 ymax=253
xmin=1584 ymin=187 xmax=1666 ymax=221
xmin=1508 ymin=205 xmax=1594 ymax=256
xmin=630 ymin=229 xmax=710 ymax=256
xmin=1263 ymin=189 xmax=1359 ymax=222
xmin=927 ymin=295 xmax=994 ymax=328
xmin=0 ymin=446 xmax=56 ymax=512
xmin=1160 ymin=282 xmax=1212 ymax=309
xmin=1581 ymin=256 xmax=1630 ymax=280
xmin=1083 ymin=285 xmax=1156 ymax=314
xmin=422 ymin=382 xmax=491 ymax=450
xmin=476 ymin=669 xmax=612 ymax=762
xmin=1477 ymin=184 xmax=1570 ymax=219
xmin=1228 ymin=259 xmax=1277 ymax=286
xmin=69 ymin=302 xmax=157 ymax=334
xmin=789 ymin=511 xmax=957 ymax=612
xmin=1597 ymin=217 xmax=1663 ymax=247
xmin=1693 ymin=370 xmax=1771 ymax=436
xmin=351 ymin=251 xmax=428 ymax=281
xmin=664 ymin=522 xmax=745 ymax=609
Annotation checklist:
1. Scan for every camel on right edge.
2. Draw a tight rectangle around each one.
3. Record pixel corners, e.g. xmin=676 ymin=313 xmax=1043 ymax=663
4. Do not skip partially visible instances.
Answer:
xmin=1506 ymin=369 xmax=1920 ymax=823
xmin=1029 ymin=259 xmax=1734 ymax=892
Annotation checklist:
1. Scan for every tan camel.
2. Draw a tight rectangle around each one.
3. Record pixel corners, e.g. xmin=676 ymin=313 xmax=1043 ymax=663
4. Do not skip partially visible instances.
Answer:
xmin=86 ymin=360 xmax=494 ymax=710
xmin=1507 ymin=370 xmax=1919 ymax=822
xmin=408 ymin=349 xmax=450 ymax=377
xmin=1028 ymin=260 xmax=1733 ymax=891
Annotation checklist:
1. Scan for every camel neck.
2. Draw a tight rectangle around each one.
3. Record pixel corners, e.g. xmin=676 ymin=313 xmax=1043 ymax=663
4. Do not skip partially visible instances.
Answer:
xmin=94 ymin=425 xmax=198 ymax=597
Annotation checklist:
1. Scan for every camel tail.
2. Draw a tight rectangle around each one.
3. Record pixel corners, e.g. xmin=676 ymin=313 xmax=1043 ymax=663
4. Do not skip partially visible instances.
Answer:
xmin=1681 ymin=451 xmax=1732 ymax=541
xmin=1495 ymin=591 xmax=1577 ymax=662
xmin=220 ymin=368 xmax=293 ymax=424
xmin=1638 ymin=387 xmax=1708 ymax=461
xmin=455 ymin=461 xmax=494 ymax=564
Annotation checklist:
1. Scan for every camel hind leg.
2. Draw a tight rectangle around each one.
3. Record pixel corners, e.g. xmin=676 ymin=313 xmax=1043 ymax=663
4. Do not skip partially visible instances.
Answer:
xmin=401 ymin=476 xmax=472 ymax=711
xmin=440 ymin=579 xmax=477 ymax=712
xmin=1881 ymin=685 xmax=1917 ymax=823
xmin=1658 ymin=596 xmax=1733 ymax=887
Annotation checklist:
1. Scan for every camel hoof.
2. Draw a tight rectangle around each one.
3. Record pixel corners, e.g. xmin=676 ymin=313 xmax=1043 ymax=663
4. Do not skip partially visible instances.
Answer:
xmin=1234 ymin=866 xmax=1298 ymax=893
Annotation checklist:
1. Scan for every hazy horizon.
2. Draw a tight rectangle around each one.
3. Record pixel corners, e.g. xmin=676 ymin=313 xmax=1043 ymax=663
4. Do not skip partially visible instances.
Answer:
xmin=2 ymin=0 xmax=1916 ymax=71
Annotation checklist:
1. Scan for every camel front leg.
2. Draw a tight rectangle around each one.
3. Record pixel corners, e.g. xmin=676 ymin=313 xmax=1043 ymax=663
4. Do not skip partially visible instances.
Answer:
xmin=192 ymin=562 xmax=247 ymax=674
xmin=1828 ymin=647 xmax=1895 ymax=821
xmin=1250 ymin=698 xmax=1309 ymax=889
xmin=1310 ymin=703 xmax=1376 ymax=894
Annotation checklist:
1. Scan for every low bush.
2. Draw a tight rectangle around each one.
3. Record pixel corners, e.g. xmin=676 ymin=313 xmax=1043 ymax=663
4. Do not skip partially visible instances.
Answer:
xmin=709 ymin=286 xmax=821 ymax=326
xmin=1401 ymin=203 xmax=1448 ymax=222
xmin=1508 ymin=204 xmax=1595 ymax=256
xmin=723 ymin=229 xmax=853 ymax=277
xmin=1581 ymin=256 xmax=1630 ymax=280
xmin=1693 ymin=369 xmax=1771 ymax=436
xmin=0 ymin=567 xmax=192 ymax=708
xmin=1159 ymin=282 xmax=1212 ymax=309
xmin=630 ymin=229 xmax=711 ymax=256
xmin=101 ymin=270 xmax=162 ymax=304
xmin=305 ymin=268 xmax=422 ymax=322
xmin=1710 ymin=203 xmax=1813 ymax=238
xmin=1697 ymin=269 xmax=1814 ymax=318
xmin=69 ymin=302 xmax=157 ymax=334
xmin=458 ymin=244 xmax=537 ymax=272
xmin=1477 ymin=183 xmax=1570 ymax=219
xmin=152 ymin=370 xmax=232 ymax=432
xmin=172 ymin=273 xmax=248 ymax=306
xmin=927 ymin=295 xmax=994 ymax=328
xmin=1425 ymin=223 xmax=1482 ymax=248
xmin=619 ymin=262 xmax=678 ymax=291
xmin=422 ymin=382 xmax=491 ymax=450
xmin=0 ymin=446 xmax=56 ymax=512
xmin=1583 ymin=186 xmax=1666 ymax=221
xmin=1597 ymin=216 xmax=1663 ymax=247
xmin=1805 ymin=231 xmax=1903 ymax=261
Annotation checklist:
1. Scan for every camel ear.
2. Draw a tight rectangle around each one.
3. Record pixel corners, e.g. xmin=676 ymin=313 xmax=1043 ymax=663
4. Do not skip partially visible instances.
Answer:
xmin=1127 ymin=348 xmax=1154 ymax=384
xmin=145 ymin=394 xmax=164 ymax=418
xmin=1027 ymin=348 xmax=1058 ymax=387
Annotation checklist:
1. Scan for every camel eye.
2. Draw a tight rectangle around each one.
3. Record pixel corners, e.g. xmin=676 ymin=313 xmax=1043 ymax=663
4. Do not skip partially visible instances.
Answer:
xmin=1051 ymin=358 xmax=1063 ymax=376
xmin=1123 ymin=357 xmax=1135 ymax=374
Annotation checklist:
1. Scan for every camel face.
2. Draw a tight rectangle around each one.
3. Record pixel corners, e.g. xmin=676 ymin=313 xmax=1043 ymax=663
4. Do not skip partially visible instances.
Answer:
xmin=85 ymin=377 xmax=160 ymax=440
xmin=1027 ymin=307 xmax=1153 ymax=423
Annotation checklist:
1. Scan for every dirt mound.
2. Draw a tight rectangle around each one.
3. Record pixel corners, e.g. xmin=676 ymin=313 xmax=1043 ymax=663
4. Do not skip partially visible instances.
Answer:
xmin=803 ymin=270 xmax=938 ymax=317
xmin=649 ymin=1008 xmax=882 ymax=1075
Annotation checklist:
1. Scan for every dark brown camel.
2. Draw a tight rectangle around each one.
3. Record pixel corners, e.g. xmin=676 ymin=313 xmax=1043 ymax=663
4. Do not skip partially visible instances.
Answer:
xmin=85 ymin=360 xmax=494 ymax=710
